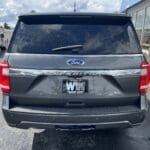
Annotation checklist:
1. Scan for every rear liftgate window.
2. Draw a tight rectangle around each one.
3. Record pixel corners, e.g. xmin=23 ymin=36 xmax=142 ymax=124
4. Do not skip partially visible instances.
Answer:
xmin=9 ymin=18 xmax=140 ymax=55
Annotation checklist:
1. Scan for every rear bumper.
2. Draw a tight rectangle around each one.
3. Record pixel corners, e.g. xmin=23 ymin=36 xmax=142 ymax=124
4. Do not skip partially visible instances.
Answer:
xmin=3 ymin=109 xmax=145 ymax=129
xmin=2 ymin=96 xmax=148 ymax=130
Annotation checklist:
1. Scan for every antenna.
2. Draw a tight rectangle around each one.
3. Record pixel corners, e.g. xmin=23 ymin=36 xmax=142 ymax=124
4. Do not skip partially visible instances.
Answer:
xmin=74 ymin=0 xmax=77 ymax=12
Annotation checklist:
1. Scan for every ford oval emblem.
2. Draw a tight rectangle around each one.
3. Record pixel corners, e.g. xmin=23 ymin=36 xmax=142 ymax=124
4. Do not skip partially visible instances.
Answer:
xmin=66 ymin=58 xmax=85 ymax=66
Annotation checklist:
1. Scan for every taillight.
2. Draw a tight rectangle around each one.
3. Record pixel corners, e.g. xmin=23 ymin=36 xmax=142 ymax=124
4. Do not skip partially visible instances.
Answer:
xmin=0 ymin=61 xmax=10 ymax=93
xmin=140 ymin=62 xmax=150 ymax=94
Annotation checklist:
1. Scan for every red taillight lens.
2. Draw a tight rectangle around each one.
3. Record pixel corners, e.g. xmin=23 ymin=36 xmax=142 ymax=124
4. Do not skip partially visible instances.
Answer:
xmin=0 ymin=61 xmax=10 ymax=93
xmin=140 ymin=62 xmax=150 ymax=94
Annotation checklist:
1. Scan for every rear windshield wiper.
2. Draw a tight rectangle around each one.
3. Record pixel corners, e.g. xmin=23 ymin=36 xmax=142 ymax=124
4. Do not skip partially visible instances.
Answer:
xmin=51 ymin=45 xmax=83 ymax=51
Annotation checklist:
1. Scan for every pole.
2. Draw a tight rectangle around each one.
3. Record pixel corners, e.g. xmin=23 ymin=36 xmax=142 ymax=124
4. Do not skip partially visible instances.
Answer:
xmin=74 ymin=0 xmax=76 ymax=12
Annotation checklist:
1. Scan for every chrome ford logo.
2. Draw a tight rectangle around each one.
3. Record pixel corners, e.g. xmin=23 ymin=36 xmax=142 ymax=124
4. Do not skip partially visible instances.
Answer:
xmin=66 ymin=58 xmax=85 ymax=65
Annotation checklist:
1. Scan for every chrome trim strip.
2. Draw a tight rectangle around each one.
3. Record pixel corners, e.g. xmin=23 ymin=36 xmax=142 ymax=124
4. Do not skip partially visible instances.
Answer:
xmin=18 ymin=121 xmax=132 ymax=127
xmin=10 ymin=68 xmax=141 ymax=77
xmin=6 ymin=53 xmax=143 ymax=57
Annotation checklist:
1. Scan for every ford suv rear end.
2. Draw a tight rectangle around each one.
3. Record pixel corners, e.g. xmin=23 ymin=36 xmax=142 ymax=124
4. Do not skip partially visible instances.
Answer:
xmin=1 ymin=13 xmax=149 ymax=130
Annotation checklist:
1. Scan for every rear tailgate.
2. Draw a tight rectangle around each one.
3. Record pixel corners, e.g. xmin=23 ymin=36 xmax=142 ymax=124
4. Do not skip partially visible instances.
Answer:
xmin=8 ymin=54 xmax=143 ymax=108
xmin=7 ymin=14 xmax=143 ymax=108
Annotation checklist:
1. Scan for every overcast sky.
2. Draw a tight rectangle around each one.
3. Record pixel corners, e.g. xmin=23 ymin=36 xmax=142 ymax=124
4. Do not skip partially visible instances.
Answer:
xmin=0 ymin=0 xmax=123 ymax=26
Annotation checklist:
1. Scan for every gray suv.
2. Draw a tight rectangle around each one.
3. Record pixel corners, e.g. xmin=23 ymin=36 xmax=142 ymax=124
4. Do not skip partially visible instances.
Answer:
xmin=1 ymin=13 xmax=149 ymax=130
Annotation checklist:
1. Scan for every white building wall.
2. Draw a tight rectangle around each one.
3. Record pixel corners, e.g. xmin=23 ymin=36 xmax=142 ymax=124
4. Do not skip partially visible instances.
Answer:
xmin=127 ymin=0 xmax=150 ymax=16
xmin=126 ymin=0 xmax=150 ymax=50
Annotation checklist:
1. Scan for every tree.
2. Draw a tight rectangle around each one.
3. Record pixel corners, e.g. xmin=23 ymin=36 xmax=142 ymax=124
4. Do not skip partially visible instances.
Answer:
xmin=4 ymin=22 xmax=11 ymax=29
xmin=30 ymin=10 xmax=36 ymax=13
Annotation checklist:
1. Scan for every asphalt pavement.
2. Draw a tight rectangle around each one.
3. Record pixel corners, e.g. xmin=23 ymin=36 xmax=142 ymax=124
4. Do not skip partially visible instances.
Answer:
xmin=0 ymin=92 xmax=150 ymax=150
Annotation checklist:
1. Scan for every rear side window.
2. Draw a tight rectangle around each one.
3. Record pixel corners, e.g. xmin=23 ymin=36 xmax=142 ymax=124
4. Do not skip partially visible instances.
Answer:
xmin=9 ymin=19 xmax=140 ymax=55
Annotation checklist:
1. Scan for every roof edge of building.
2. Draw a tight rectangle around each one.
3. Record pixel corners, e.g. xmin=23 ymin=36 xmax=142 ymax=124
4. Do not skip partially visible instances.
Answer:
xmin=123 ymin=0 xmax=144 ymax=12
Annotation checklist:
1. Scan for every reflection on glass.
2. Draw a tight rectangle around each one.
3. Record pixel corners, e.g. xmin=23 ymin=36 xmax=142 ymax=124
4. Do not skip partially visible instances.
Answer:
xmin=10 ymin=23 xmax=140 ymax=54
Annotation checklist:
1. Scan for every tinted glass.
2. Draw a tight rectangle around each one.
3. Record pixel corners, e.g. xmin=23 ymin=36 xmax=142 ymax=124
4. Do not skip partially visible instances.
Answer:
xmin=9 ymin=21 xmax=140 ymax=54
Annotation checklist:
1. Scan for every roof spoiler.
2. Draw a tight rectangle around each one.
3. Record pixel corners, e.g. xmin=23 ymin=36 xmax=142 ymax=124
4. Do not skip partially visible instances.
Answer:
xmin=19 ymin=13 xmax=131 ymax=24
